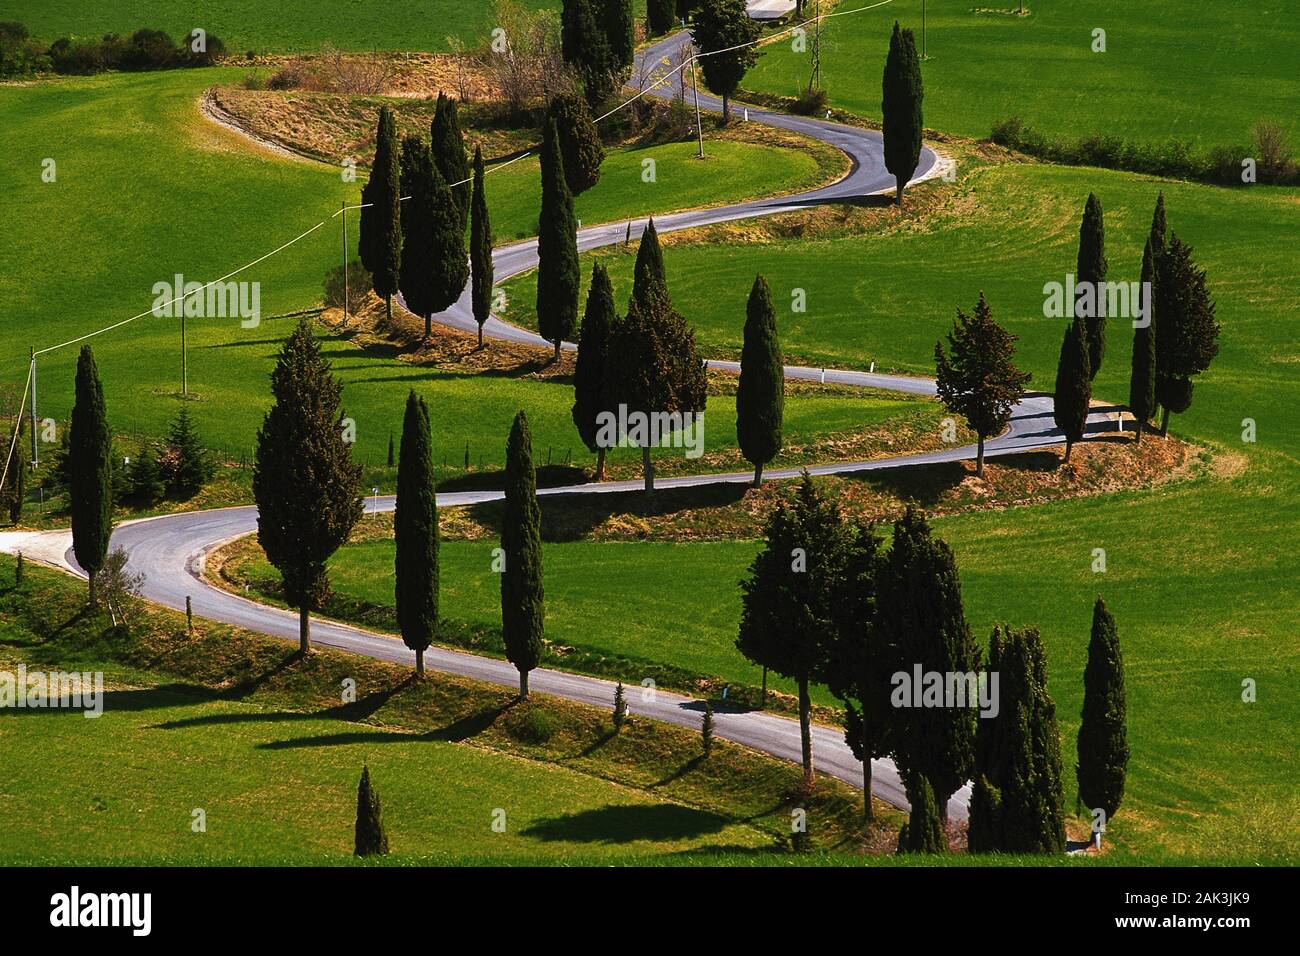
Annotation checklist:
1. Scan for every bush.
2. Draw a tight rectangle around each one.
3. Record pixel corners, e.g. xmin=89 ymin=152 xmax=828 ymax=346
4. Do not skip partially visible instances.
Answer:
xmin=268 ymin=58 xmax=309 ymax=90
xmin=118 ymin=28 xmax=178 ymax=71
xmin=0 ymin=22 xmax=46 ymax=77
xmin=507 ymin=705 xmax=558 ymax=744
xmin=324 ymin=260 xmax=372 ymax=316
xmin=48 ymin=37 xmax=106 ymax=75
xmin=792 ymin=85 xmax=828 ymax=116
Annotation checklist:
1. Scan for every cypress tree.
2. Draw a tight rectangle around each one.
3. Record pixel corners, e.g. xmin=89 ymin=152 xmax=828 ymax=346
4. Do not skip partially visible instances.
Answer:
xmin=69 ymin=345 xmax=113 ymax=607
xmin=547 ymin=92 xmax=605 ymax=196
xmin=561 ymin=0 xmax=615 ymax=106
xmin=1154 ymin=234 xmax=1220 ymax=435
xmin=897 ymin=772 xmax=945 ymax=854
xmin=701 ymin=700 xmax=714 ymax=757
xmin=630 ymin=217 xmax=669 ymax=314
xmin=399 ymin=137 xmax=468 ymax=340
xmin=876 ymin=507 xmax=979 ymax=821
xmin=968 ymin=625 xmax=1066 ymax=854
xmin=613 ymin=681 xmax=627 ymax=730
xmin=2 ymin=417 xmax=27 ymax=523
xmin=395 ymin=390 xmax=439 ymax=677
xmin=1128 ymin=239 xmax=1157 ymax=442
xmin=1076 ymin=192 xmax=1108 ymax=378
xmin=360 ymin=107 xmax=401 ymax=320
xmin=691 ymin=0 xmax=761 ymax=122
xmin=1053 ymin=317 xmax=1092 ymax=462
xmin=501 ymin=411 xmax=544 ymax=698
xmin=1077 ymin=598 xmax=1129 ymax=840
xmin=129 ymin=443 xmax=165 ymax=507
xmin=253 ymin=319 xmax=363 ymax=654
xmin=469 ymin=146 xmax=494 ymax=348
xmin=431 ymin=92 xmax=471 ymax=229
xmin=647 ymin=0 xmax=677 ymax=35
xmin=736 ymin=273 xmax=784 ymax=486
xmin=934 ymin=293 xmax=1031 ymax=476
xmin=602 ymin=0 xmax=636 ymax=73
xmin=353 ymin=765 xmax=389 ymax=857
xmin=572 ymin=262 xmax=618 ymax=481
xmin=881 ymin=21 xmax=923 ymax=205
xmin=1149 ymin=191 xmax=1168 ymax=255
xmin=536 ymin=119 xmax=580 ymax=363
xmin=166 ymin=405 xmax=212 ymax=498
xmin=736 ymin=474 xmax=850 ymax=789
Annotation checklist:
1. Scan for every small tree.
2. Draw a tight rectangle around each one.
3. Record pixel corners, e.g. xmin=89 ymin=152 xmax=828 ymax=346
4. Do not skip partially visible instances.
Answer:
xmin=69 ymin=345 xmax=113 ymax=607
xmin=536 ymin=118 xmax=580 ymax=363
xmin=166 ymin=405 xmax=213 ymax=498
xmin=1154 ymin=234 xmax=1219 ymax=435
xmin=399 ymin=137 xmax=468 ymax=340
xmin=630 ymin=217 xmax=669 ymax=314
xmin=736 ymin=273 xmax=784 ymax=486
xmin=2 ymin=417 xmax=27 ymax=523
xmin=897 ymin=772 xmax=944 ymax=854
xmin=881 ymin=21 xmax=923 ymax=205
xmin=701 ymin=700 xmax=714 ymax=757
xmin=1076 ymin=192 xmax=1108 ymax=378
xmin=469 ymin=146 xmax=495 ymax=347
xmin=99 ymin=545 xmax=145 ymax=629
xmin=613 ymin=681 xmax=627 ymax=730
xmin=1053 ymin=318 xmax=1092 ymax=462
xmin=572 ymin=263 xmax=619 ymax=481
xmin=253 ymin=319 xmax=363 ymax=653
xmin=736 ymin=474 xmax=849 ymax=789
xmin=691 ymin=0 xmax=761 ymax=122
xmin=934 ymin=293 xmax=1031 ymax=476
xmin=547 ymin=91 xmax=605 ymax=196
xmin=354 ymin=765 xmax=389 ymax=857
xmin=359 ymin=106 xmax=401 ymax=320
xmin=431 ymin=92 xmax=471 ymax=229
xmin=395 ymin=390 xmax=439 ymax=677
xmin=1077 ymin=598 xmax=1128 ymax=847
xmin=129 ymin=443 xmax=166 ymax=506
xmin=501 ymin=411 xmax=545 ymax=697
xmin=1128 ymin=239 xmax=1158 ymax=442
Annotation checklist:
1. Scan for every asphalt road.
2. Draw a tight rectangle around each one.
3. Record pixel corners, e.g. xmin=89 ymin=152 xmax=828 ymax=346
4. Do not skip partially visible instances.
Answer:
xmin=1 ymin=31 xmax=1122 ymax=822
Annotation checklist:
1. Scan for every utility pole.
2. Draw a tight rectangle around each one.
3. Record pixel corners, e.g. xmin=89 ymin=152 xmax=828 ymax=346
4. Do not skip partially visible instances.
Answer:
xmin=811 ymin=0 xmax=822 ymax=90
xmin=690 ymin=56 xmax=705 ymax=158
xmin=181 ymin=310 xmax=188 ymax=399
xmin=28 ymin=347 xmax=37 ymax=465
xmin=340 ymin=200 xmax=349 ymax=328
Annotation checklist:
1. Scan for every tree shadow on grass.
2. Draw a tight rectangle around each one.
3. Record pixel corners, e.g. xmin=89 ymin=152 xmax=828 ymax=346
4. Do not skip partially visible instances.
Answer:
xmin=519 ymin=803 xmax=733 ymax=844
xmin=839 ymin=449 xmax=1068 ymax=509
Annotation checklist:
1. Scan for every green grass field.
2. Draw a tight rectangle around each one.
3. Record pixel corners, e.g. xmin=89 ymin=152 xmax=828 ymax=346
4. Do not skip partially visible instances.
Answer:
xmin=746 ymin=0 xmax=1299 ymax=147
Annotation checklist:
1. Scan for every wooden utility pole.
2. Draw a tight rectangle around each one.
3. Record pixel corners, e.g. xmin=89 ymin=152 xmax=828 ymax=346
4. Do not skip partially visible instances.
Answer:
xmin=28 ymin=347 xmax=37 ymax=465
xmin=340 ymin=200 xmax=349 ymax=328
xmin=690 ymin=57 xmax=705 ymax=157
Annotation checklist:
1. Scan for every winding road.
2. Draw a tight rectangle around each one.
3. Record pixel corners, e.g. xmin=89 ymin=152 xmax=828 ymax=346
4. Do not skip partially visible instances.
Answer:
xmin=2 ymin=29 xmax=1121 ymax=822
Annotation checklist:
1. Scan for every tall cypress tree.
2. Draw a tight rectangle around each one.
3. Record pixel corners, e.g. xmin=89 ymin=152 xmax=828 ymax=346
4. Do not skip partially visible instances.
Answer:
xmin=501 ymin=411 xmax=544 ymax=698
xmin=881 ymin=21 xmax=923 ymax=205
xmin=897 ymin=772 xmax=945 ymax=854
xmin=469 ymin=146 xmax=494 ymax=348
xmin=69 ymin=345 xmax=113 ymax=607
xmin=2 ymin=417 xmax=28 ymax=524
xmin=360 ymin=107 xmax=401 ymax=320
xmin=536 ymin=118 xmax=580 ymax=363
xmin=1077 ymin=598 xmax=1129 ymax=839
xmin=547 ymin=92 xmax=605 ymax=196
xmin=1053 ymin=317 xmax=1092 ymax=462
xmin=968 ymin=625 xmax=1066 ymax=854
xmin=630 ymin=217 xmax=669 ymax=313
xmin=431 ymin=92 xmax=471 ymax=230
xmin=736 ymin=273 xmax=784 ymax=486
xmin=395 ymin=390 xmax=438 ymax=677
xmin=562 ymin=0 xmax=615 ymax=107
xmin=1128 ymin=239 xmax=1157 ymax=442
xmin=1154 ymin=234 xmax=1220 ymax=435
xmin=1149 ymin=191 xmax=1168 ymax=255
xmin=647 ymin=0 xmax=677 ymax=35
xmin=572 ymin=262 xmax=618 ymax=481
xmin=399 ymin=137 xmax=468 ymax=340
xmin=253 ymin=319 xmax=363 ymax=653
xmin=1076 ymin=192 xmax=1108 ymax=378
xmin=691 ymin=0 xmax=761 ymax=122
xmin=876 ymin=507 xmax=979 ymax=821
xmin=354 ymin=765 xmax=389 ymax=856
xmin=601 ymin=0 xmax=636 ymax=73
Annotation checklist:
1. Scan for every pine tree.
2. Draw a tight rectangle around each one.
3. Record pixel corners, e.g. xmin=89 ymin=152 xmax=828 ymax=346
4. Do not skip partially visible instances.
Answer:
xmin=646 ymin=0 xmax=677 ymax=38
xmin=354 ymin=765 xmax=389 ymax=857
xmin=360 ymin=107 xmax=401 ymax=320
xmin=630 ymin=218 xmax=669 ymax=314
xmin=736 ymin=273 xmax=784 ymax=486
xmin=1128 ymin=239 xmax=1157 ymax=442
xmin=1154 ymin=234 xmax=1220 ymax=435
xmin=1076 ymin=192 xmax=1108 ymax=378
xmin=934 ymin=293 xmax=1031 ymax=476
xmin=69 ymin=345 xmax=113 ymax=607
xmin=613 ymin=681 xmax=627 ymax=730
xmin=547 ymin=92 xmax=605 ymax=196
xmin=601 ymin=0 xmax=636 ymax=73
xmin=897 ymin=772 xmax=944 ymax=853
xmin=536 ymin=118 xmax=580 ymax=363
xmin=1053 ymin=318 xmax=1092 ymax=462
xmin=253 ymin=319 xmax=363 ymax=654
xmin=701 ymin=700 xmax=714 ymax=757
xmin=399 ymin=136 xmax=468 ymax=340
xmin=968 ymin=625 xmax=1066 ymax=854
xmin=737 ymin=474 xmax=850 ymax=788
xmin=166 ymin=405 xmax=212 ymax=498
xmin=431 ymin=92 xmax=471 ymax=229
xmin=881 ymin=21 xmax=923 ymax=205
xmin=501 ymin=411 xmax=544 ymax=697
xmin=876 ymin=507 xmax=979 ymax=821
xmin=395 ymin=390 xmax=439 ymax=677
xmin=572 ymin=262 xmax=619 ymax=481
xmin=129 ymin=443 xmax=165 ymax=507
xmin=1077 ymin=598 xmax=1128 ymax=840
xmin=2 ymin=417 xmax=27 ymax=523
xmin=691 ymin=0 xmax=760 ymax=122
xmin=469 ymin=146 xmax=494 ymax=348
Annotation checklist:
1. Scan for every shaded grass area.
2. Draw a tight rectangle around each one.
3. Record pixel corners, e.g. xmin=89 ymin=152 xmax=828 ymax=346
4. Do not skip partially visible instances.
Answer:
xmin=0 ymin=555 xmax=895 ymax=863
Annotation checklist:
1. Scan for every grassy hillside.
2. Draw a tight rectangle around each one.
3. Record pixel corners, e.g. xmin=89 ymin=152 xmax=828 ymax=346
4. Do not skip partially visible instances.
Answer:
xmin=746 ymin=0 xmax=1298 ymax=147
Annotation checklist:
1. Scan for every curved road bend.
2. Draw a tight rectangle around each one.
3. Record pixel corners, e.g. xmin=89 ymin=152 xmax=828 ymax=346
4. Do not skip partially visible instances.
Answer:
xmin=0 ymin=30 xmax=1123 ymax=821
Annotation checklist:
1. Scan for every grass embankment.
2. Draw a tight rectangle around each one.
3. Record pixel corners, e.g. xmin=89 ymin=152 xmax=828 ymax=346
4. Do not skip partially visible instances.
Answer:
xmin=0 ymin=555 xmax=896 ymax=864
